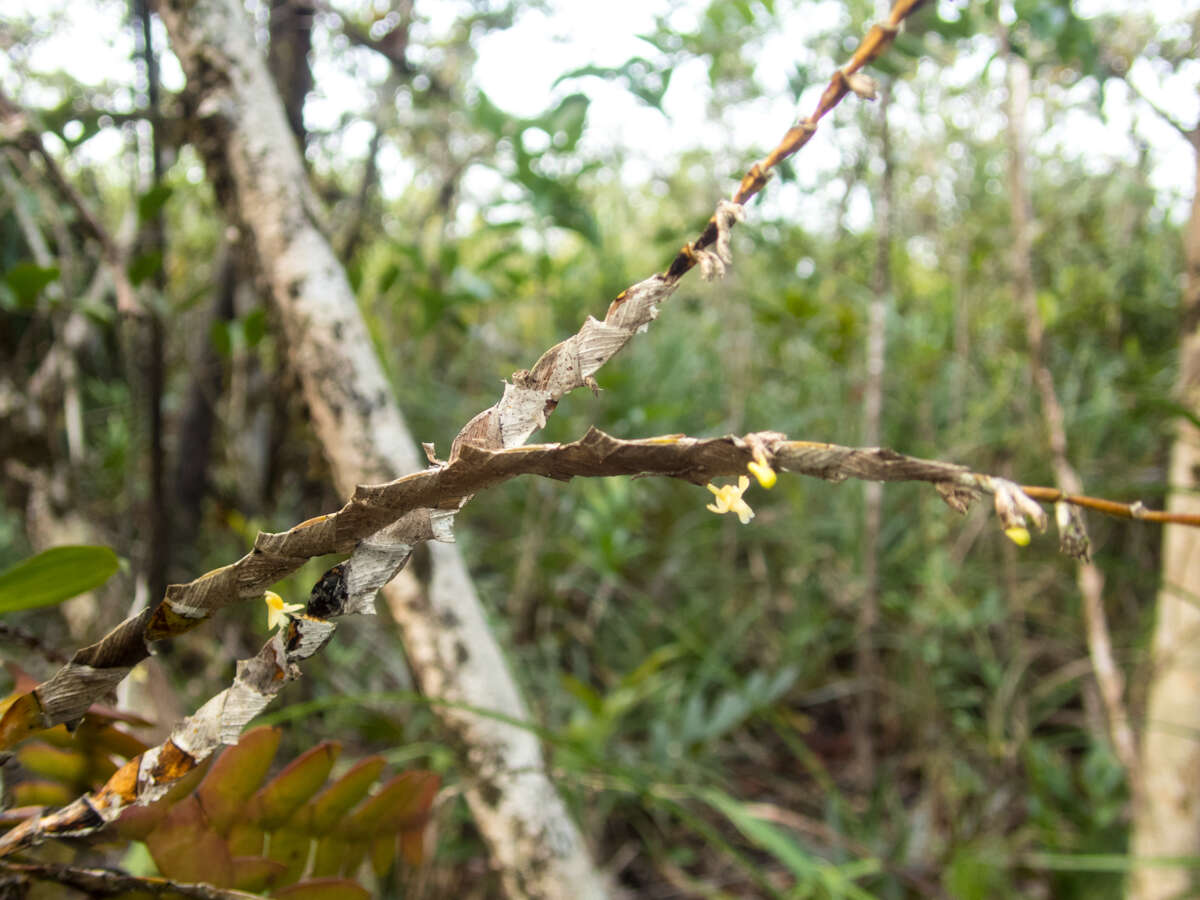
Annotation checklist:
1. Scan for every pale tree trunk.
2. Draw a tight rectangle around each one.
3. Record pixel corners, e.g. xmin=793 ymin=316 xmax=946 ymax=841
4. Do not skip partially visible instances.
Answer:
xmin=155 ymin=0 xmax=607 ymax=895
xmin=1004 ymin=47 xmax=1138 ymax=770
xmin=1129 ymin=120 xmax=1200 ymax=900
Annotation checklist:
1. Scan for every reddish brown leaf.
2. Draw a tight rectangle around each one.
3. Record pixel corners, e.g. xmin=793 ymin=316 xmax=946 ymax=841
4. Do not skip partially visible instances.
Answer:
xmin=265 ymin=825 xmax=311 ymax=887
xmin=400 ymin=825 xmax=428 ymax=867
xmin=272 ymin=878 xmax=370 ymax=900
xmin=11 ymin=780 xmax=73 ymax=807
xmin=145 ymin=795 xmax=233 ymax=887
xmin=196 ymin=725 xmax=281 ymax=834
xmin=345 ymin=771 xmax=439 ymax=838
xmin=113 ymin=798 xmax=167 ymax=842
xmin=301 ymin=754 xmax=385 ymax=834
xmin=310 ymin=834 xmax=354 ymax=878
xmin=0 ymin=693 xmax=49 ymax=751
xmin=87 ymin=723 xmax=149 ymax=760
xmin=346 ymin=770 xmax=440 ymax=839
xmin=16 ymin=742 xmax=88 ymax=783
xmin=231 ymin=855 xmax=287 ymax=893
xmin=226 ymin=819 xmax=265 ymax=857
xmin=252 ymin=741 xmax=340 ymax=831
xmin=369 ymin=831 xmax=397 ymax=878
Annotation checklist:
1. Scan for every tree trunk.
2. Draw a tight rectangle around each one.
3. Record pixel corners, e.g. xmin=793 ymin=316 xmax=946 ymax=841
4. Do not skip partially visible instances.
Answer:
xmin=1129 ymin=124 xmax=1200 ymax=900
xmin=155 ymin=0 xmax=608 ymax=896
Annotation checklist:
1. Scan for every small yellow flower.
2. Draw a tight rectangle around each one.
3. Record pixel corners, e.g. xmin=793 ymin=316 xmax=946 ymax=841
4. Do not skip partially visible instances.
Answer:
xmin=747 ymin=459 xmax=776 ymax=489
xmin=264 ymin=590 xmax=304 ymax=630
xmin=1004 ymin=526 xmax=1031 ymax=547
xmin=707 ymin=476 xmax=755 ymax=524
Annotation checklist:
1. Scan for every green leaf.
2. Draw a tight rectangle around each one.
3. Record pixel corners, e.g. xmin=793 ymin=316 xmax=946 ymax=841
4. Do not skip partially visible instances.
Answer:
xmin=252 ymin=741 xmax=341 ymax=830
xmin=700 ymin=788 xmax=879 ymax=899
xmin=210 ymin=319 xmax=233 ymax=357
xmin=137 ymin=184 xmax=173 ymax=224
xmin=0 ymin=546 xmax=119 ymax=615
xmin=242 ymin=307 xmax=267 ymax=347
xmin=127 ymin=250 xmax=163 ymax=286
xmin=4 ymin=262 xmax=59 ymax=307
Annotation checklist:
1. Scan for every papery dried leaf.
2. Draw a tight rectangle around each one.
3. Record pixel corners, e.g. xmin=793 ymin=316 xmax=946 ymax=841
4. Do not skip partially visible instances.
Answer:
xmin=252 ymin=741 xmax=340 ymax=831
xmin=196 ymin=725 xmax=281 ymax=835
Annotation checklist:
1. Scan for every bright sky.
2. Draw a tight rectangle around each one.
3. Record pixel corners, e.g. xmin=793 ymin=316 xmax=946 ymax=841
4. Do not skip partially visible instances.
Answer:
xmin=0 ymin=0 xmax=1196 ymax=227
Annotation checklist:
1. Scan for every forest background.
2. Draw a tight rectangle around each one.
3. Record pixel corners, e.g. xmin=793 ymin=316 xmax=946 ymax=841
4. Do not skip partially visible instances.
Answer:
xmin=0 ymin=0 xmax=1198 ymax=897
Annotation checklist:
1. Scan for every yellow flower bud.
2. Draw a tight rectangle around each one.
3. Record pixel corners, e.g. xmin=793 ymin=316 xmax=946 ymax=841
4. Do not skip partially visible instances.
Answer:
xmin=1004 ymin=526 xmax=1031 ymax=547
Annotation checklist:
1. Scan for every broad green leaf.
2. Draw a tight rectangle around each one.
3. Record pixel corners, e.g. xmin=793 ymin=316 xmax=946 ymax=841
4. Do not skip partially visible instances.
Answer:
xmin=0 ymin=546 xmax=119 ymax=615
xmin=4 ymin=262 xmax=59 ymax=307
xmin=127 ymin=250 xmax=163 ymax=286
xmin=253 ymin=741 xmax=340 ymax=830
xmin=197 ymin=725 xmax=282 ymax=835
xmin=137 ymin=184 xmax=173 ymax=224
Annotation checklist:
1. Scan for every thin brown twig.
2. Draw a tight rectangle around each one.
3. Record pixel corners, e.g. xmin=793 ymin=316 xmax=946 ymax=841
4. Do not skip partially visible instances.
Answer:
xmin=0 ymin=860 xmax=264 ymax=899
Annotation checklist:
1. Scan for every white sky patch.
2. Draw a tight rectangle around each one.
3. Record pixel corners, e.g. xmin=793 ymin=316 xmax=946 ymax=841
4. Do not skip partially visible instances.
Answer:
xmin=0 ymin=0 xmax=1196 ymax=223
